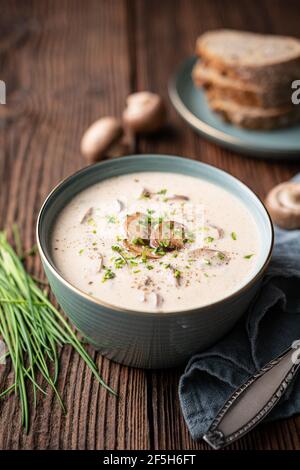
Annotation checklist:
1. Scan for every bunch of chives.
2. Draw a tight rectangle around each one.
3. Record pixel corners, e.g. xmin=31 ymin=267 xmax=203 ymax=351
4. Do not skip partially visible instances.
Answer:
xmin=0 ymin=230 xmax=116 ymax=432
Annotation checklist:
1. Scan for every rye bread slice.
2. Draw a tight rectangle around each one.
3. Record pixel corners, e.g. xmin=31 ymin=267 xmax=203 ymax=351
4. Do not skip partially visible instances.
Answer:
xmin=192 ymin=60 xmax=293 ymax=107
xmin=196 ymin=30 xmax=300 ymax=87
xmin=207 ymin=95 xmax=300 ymax=130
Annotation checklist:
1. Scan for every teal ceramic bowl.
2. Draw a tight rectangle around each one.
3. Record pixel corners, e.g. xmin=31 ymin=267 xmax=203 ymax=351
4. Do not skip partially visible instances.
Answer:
xmin=37 ymin=155 xmax=273 ymax=369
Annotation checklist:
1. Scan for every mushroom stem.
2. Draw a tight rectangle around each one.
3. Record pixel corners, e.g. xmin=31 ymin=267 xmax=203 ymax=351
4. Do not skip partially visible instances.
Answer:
xmin=80 ymin=207 xmax=93 ymax=224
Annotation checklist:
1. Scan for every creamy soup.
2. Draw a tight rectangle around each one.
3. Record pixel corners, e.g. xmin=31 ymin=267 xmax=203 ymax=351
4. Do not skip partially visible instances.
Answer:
xmin=52 ymin=172 xmax=260 ymax=312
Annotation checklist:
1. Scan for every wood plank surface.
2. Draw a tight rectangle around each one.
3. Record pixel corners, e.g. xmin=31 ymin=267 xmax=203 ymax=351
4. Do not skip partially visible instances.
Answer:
xmin=0 ymin=0 xmax=299 ymax=450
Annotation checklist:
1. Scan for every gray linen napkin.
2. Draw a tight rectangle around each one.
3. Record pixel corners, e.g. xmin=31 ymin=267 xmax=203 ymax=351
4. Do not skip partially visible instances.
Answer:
xmin=179 ymin=174 xmax=300 ymax=440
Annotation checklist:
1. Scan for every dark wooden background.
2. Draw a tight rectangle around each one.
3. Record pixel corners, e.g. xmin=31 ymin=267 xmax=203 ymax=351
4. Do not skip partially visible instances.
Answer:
xmin=0 ymin=0 xmax=299 ymax=450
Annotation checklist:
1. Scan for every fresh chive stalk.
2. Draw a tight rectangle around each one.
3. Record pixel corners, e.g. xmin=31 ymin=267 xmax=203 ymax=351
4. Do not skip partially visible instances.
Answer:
xmin=0 ymin=229 xmax=116 ymax=433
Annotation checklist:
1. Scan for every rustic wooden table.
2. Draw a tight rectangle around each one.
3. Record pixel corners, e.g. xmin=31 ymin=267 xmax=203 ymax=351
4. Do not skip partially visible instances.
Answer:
xmin=0 ymin=0 xmax=299 ymax=451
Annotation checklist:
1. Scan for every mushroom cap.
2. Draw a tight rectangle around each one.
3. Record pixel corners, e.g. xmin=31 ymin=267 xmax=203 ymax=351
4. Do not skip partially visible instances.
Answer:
xmin=189 ymin=248 xmax=230 ymax=266
xmin=80 ymin=116 xmax=123 ymax=161
xmin=123 ymin=91 xmax=166 ymax=134
xmin=123 ymin=240 xmax=161 ymax=259
xmin=125 ymin=212 xmax=150 ymax=241
xmin=265 ymin=182 xmax=300 ymax=229
xmin=150 ymin=220 xmax=186 ymax=250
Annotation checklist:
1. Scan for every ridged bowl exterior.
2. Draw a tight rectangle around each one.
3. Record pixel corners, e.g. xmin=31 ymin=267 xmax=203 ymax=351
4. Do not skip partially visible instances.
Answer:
xmin=37 ymin=155 xmax=273 ymax=369
xmin=42 ymin=260 xmax=262 ymax=368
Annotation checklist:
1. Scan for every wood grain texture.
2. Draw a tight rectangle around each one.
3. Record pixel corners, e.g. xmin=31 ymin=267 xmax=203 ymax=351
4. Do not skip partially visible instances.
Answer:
xmin=0 ymin=0 xmax=299 ymax=450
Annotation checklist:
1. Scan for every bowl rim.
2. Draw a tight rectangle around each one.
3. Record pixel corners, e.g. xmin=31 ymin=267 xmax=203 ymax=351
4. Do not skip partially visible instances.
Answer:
xmin=36 ymin=154 xmax=274 ymax=316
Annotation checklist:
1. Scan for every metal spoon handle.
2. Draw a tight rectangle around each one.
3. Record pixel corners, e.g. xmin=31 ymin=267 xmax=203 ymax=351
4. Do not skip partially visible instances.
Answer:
xmin=203 ymin=344 xmax=300 ymax=449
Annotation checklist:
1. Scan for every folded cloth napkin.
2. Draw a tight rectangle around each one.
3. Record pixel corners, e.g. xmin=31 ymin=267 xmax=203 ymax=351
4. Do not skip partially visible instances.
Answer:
xmin=179 ymin=174 xmax=300 ymax=441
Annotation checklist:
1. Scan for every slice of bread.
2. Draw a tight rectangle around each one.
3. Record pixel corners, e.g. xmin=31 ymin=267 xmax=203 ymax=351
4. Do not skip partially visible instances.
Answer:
xmin=207 ymin=95 xmax=300 ymax=130
xmin=192 ymin=61 xmax=293 ymax=107
xmin=196 ymin=30 xmax=300 ymax=87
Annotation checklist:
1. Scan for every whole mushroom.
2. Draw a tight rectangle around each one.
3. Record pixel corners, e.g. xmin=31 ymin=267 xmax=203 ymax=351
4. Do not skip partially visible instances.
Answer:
xmin=123 ymin=91 xmax=166 ymax=134
xmin=265 ymin=181 xmax=300 ymax=229
xmin=80 ymin=116 xmax=125 ymax=163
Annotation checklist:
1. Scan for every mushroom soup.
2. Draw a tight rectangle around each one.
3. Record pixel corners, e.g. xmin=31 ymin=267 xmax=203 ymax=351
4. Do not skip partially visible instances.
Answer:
xmin=52 ymin=172 xmax=260 ymax=312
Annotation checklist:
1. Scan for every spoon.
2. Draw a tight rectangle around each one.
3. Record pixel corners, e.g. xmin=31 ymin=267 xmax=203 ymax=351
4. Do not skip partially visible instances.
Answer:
xmin=203 ymin=342 xmax=300 ymax=449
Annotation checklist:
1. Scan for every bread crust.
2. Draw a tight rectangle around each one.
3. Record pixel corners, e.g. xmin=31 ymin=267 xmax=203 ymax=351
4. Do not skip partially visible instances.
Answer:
xmin=192 ymin=61 xmax=293 ymax=108
xmin=196 ymin=30 xmax=300 ymax=87
xmin=207 ymin=96 xmax=300 ymax=130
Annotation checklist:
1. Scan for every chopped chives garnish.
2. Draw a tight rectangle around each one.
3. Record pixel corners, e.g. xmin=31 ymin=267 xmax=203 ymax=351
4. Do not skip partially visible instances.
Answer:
xmin=132 ymin=238 xmax=145 ymax=246
xmin=141 ymin=249 xmax=148 ymax=263
xmin=159 ymin=240 xmax=170 ymax=248
xmin=114 ymin=257 xmax=126 ymax=269
xmin=111 ymin=244 xmax=122 ymax=253
xmin=153 ymin=246 xmax=166 ymax=256
xmin=244 ymin=254 xmax=254 ymax=259
xmin=106 ymin=215 xmax=118 ymax=224
xmin=129 ymin=260 xmax=139 ymax=267
xmin=102 ymin=268 xmax=115 ymax=282
xmin=87 ymin=217 xmax=96 ymax=226
xmin=111 ymin=245 xmax=128 ymax=266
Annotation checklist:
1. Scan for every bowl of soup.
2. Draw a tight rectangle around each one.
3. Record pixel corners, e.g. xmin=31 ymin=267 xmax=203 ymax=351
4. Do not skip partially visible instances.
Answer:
xmin=37 ymin=155 xmax=273 ymax=368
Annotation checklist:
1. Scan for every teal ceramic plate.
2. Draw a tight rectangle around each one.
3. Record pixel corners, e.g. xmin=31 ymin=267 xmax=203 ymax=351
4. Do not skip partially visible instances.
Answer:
xmin=169 ymin=56 xmax=300 ymax=159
